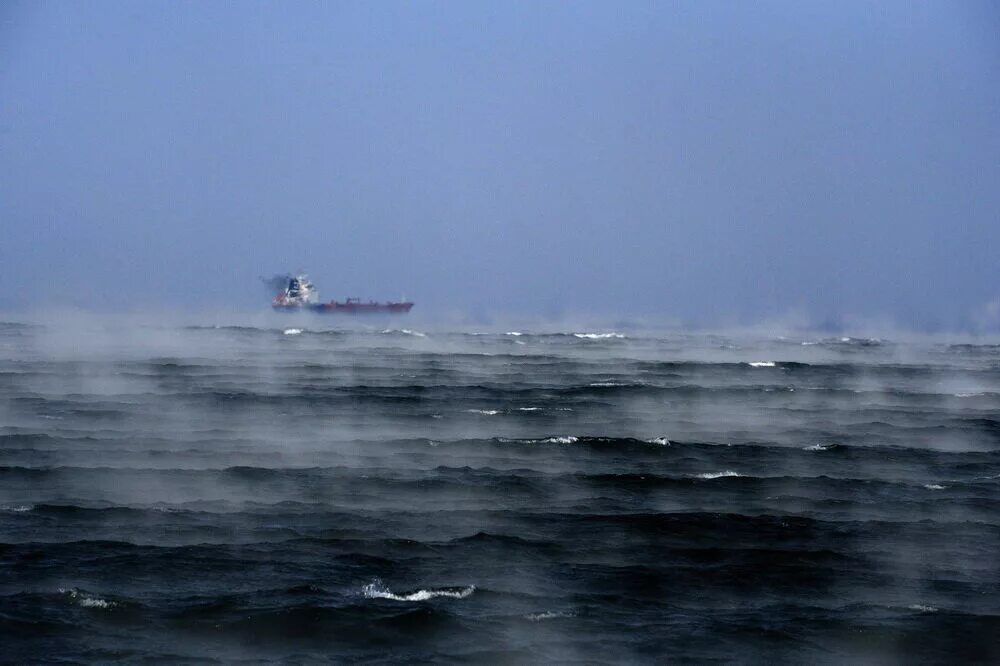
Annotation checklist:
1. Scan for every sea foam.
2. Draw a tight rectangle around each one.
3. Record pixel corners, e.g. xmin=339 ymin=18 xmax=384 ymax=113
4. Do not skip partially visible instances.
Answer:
xmin=695 ymin=470 xmax=741 ymax=479
xmin=526 ymin=610 xmax=576 ymax=621
xmin=804 ymin=443 xmax=836 ymax=452
xmin=574 ymin=332 xmax=625 ymax=339
xmin=907 ymin=604 xmax=939 ymax=613
xmin=60 ymin=588 xmax=116 ymax=609
xmin=543 ymin=436 xmax=578 ymax=444
xmin=363 ymin=579 xmax=474 ymax=602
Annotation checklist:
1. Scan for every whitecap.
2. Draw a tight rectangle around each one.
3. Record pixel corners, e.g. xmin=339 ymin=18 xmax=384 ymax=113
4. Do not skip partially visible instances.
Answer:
xmin=1 ymin=504 xmax=33 ymax=512
xmin=573 ymin=332 xmax=625 ymax=339
xmin=648 ymin=437 xmax=671 ymax=446
xmin=907 ymin=604 xmax=938 ymax=613
xmin=542 ymin=436 xmax=578 ymax=444
xmin=283 ymin=328 xmax=303 ymax=335
xmin=526 ymin=610 xmax=576 ymax=621
xmin=517 ymin=407 xmax=542 ymax=411
xmin=362 ymin=579 xmax=474 ymax=602
xmin=60 ymin=588 xmax=116 ymax=610
xmin=79 ymin=597 xmax=115 ymax=609
xmin=748 ymin=361 xmax=775 ymax=368
xmin=505 ymin=331 xmax=523 ymax=336
xmin=590 ymin=381 xmax=628 ymax=387
xmin=923 ymin=484 xmax=946 ymax=490
xmin=466 ymin=409 xmax=500 ymax=416
xmin=804 ymin=443 xmax=835 ymax=452
xmin=381 ymin=328 xmax=426 ymax=337
xmin=954 ymin=393 xmax=982 ymax=398
xmin=695 ymin=470 xmax=741 ymax=479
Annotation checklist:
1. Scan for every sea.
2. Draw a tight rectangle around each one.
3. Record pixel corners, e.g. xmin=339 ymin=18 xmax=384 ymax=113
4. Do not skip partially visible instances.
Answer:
xmin=2 ymin=315 xmax=999 ymax=664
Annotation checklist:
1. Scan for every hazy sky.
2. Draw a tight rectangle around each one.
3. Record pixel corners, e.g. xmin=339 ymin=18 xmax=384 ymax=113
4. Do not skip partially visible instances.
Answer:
xmin=2 ymin=1 xmax=998 ymax=327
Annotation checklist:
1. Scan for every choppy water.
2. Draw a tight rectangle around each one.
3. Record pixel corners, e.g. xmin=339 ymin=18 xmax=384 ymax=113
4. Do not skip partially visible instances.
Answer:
xmin=2 ymin=318 xmax=999 ymax=663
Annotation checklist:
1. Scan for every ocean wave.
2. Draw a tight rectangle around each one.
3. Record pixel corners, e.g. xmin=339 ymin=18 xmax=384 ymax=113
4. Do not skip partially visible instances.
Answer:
xmin=648 ymin=437 xmax=671 ymax=446
xmin=803 ymin=443 xmax=839 ymax=452
xmin=283 ymin=328 xmax=303 ymax=335
xmin=362 ymin=579 xmax=474 ymax=602
xmin=465 ymin=409 xmax=500 ymax=415
xmin=60 ymin=588 xmax=117 ymax=610
xmin=907 ymin=604 xmax=939 ymax=613
xmin=542 ymin=436 xmax=578 ymax=444
xmin=497 ymin=436 xmax=581 ymax=445
xmin=573 ymin=332 xmax=625 ymax=340
xmin=695 ymin=470 xmax=742 ymax=479
xmin=1 ymin=504 xmax=33 ymax=512
xmin=799 ymin=336 xmax=885 ymax=348
xmin=748 ymin=361 xmax=776 ymax=368
xmin=525 ymin=610 xmax=576 ymax=621
xmin=381 ymin=329 xmax=426 ymax=337
xmin=923 ymin=484 xmax=947 ymax=490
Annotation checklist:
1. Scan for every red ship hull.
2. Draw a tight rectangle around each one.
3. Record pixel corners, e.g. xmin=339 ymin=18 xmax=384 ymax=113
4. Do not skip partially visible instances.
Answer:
xmin=273 ymin=301 xmax=414 ymax=314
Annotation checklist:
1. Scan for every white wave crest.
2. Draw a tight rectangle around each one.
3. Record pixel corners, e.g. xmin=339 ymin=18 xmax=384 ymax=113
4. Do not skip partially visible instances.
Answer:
xmin=362 ymin=579 xmax=474 ymax=602
xmin=517 ymin=407 xmax=542 ymax=411
xmin=543 ymin=436 xmax=578 ymax=444
xmin=466 ymin=409 xmax=500 ymax=416
xmin=954 ymin=393 xmax=983 ymax=398
xmin=804 ymin=443 xmax=835 ymax=451
xmin=1 ymin=504 xmax=33 ymax=512
xmin=526 ymin=610 xmax=576 ymax=621
xmin=79 ymin=597 xmax=115 ymax=609
xmin=283 ymin=328 xmax=303 ymax=335
xmin=505 ymin=331 xmax=523 ymax=336
xmin=381 ymin=328 xmax=426 ymax=337
xmin=907 ymin=604 xmax=938 ymax=613
xmin=589 ymin=381 xmax=628 ymax=387
xmin=573 ymin=332 xmax=625 ymax=339
xmin=60 ymin=588 xmax=116 ymax=609
xmin=923 ymin=484 xmax=947 ymax=490
xmin=695 ymin=470 xmax=741 ymax=479
xmin=748 ymin=361 xmax=775 ymax=367
xmin=648 ymin=437 xmax=671 ymax=446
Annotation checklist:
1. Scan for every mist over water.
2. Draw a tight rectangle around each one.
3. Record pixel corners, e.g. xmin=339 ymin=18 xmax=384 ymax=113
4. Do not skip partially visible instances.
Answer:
xmin=2 ymin=314 xmax=999 ymax=662
xmin=3 ymin=0 xmax=999 ymax=660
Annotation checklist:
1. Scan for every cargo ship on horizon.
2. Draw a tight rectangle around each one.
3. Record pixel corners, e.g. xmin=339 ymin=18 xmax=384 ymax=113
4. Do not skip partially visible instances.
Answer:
xmin=271 ymin=274 xmax=414 ymax=314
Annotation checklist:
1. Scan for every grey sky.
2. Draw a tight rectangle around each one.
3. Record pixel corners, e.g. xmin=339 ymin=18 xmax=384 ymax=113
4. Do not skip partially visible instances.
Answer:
xmin=2 ymin=1 xmax=998 ymax=327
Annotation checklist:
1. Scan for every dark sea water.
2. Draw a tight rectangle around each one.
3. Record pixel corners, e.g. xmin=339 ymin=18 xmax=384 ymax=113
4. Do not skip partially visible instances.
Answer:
xmin=2 ymin=317 xmax=999 ymax=664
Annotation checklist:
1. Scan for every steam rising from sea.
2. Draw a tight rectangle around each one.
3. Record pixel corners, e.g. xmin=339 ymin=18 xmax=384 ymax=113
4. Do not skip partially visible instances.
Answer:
xmin=2 ymin=315 xmax=999 ymax=662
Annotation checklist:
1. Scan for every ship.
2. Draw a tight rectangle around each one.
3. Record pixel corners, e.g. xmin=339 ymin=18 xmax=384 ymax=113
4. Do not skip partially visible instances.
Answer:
xmin=271 ymin=274 xmax=414 ymax=314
